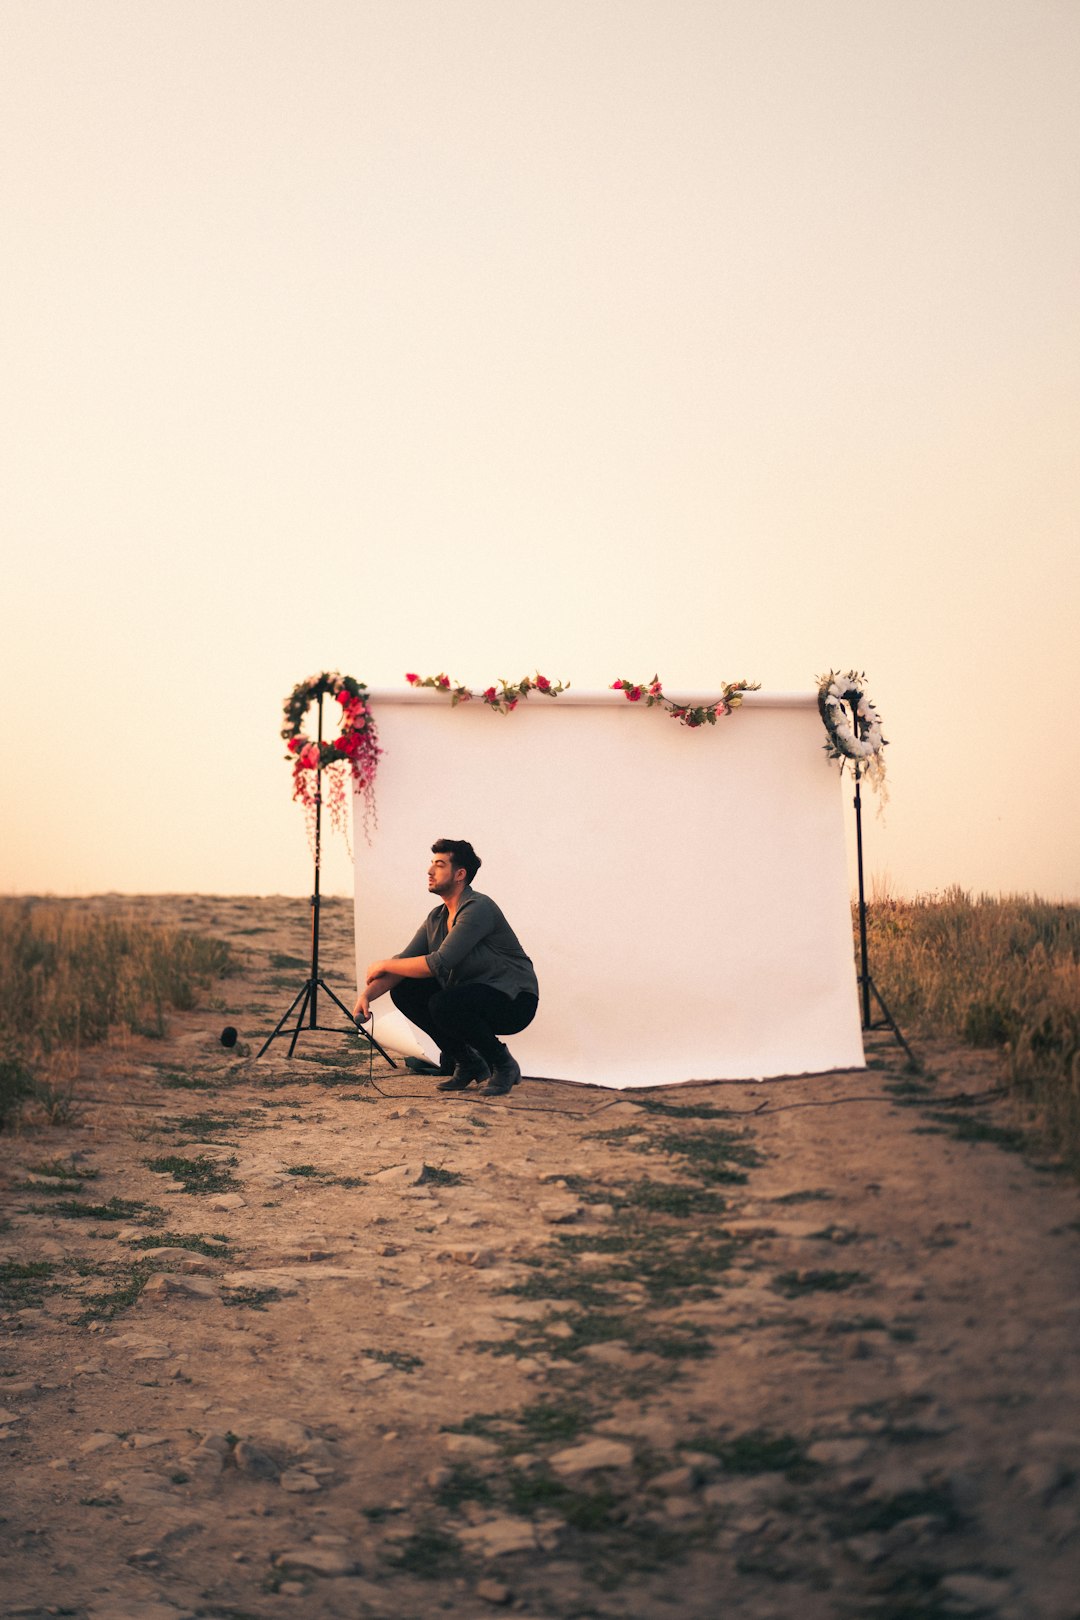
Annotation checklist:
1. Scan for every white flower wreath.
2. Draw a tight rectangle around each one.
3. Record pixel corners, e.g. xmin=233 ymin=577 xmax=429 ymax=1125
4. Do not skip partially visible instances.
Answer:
xmin=816 ymin=670 xmax=888 ymax=796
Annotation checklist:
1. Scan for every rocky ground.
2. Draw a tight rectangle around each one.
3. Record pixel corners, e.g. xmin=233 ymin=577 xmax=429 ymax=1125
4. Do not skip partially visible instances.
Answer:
xmin=2 ymin=894 xmax=1079 ymax=1620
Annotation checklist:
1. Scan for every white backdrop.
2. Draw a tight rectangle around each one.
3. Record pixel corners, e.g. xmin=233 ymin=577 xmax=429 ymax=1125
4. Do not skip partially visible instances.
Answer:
xmin=353 ymin=689 xmax=865 ymax=1086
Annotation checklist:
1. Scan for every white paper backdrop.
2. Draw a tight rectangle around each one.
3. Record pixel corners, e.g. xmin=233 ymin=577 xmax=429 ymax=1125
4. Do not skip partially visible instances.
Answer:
xmin=352 ymin=689 xmax=865 ymax=1086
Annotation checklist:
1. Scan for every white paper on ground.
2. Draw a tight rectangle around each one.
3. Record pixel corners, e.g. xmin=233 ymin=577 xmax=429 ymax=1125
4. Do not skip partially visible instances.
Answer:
xmin=352 ymin=689 xmax=865 ymax=1087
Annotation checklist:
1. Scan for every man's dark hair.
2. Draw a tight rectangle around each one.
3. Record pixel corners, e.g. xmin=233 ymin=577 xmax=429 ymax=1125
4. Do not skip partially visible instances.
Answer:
xmin=432 ymin=838 xmax=481 ymax=884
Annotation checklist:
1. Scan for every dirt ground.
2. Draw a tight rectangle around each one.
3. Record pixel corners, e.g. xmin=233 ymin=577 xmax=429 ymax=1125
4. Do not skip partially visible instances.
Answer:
xmin=2 ymin=894 xmax=1079 ymax=1620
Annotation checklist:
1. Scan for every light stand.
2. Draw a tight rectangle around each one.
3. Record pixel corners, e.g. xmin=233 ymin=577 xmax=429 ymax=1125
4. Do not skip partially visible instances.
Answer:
xmin=258 ymin=689 xmax=397 ymax=1067
xmin=851 ymin=759 xmax=918 ymax=1069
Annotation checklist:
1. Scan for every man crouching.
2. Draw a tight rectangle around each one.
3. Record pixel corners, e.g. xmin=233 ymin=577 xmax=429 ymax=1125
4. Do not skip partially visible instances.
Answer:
xmin=353 ymin=839 xmax=538 ymax=1097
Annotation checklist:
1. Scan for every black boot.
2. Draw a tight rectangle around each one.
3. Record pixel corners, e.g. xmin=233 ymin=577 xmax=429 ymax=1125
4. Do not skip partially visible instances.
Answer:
xmin=480 ymin=1050 xmax=521 ymax=1096
xmin=437 ymin=1048 xmax=492 ymax=1092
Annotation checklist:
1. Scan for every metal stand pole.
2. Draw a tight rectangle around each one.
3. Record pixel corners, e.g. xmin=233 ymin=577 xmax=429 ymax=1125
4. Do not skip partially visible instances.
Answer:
xmin=852 ymin=760 xmax=919 ymax=1069
xmin=257 ymin=689 xmax=397 ymax=1067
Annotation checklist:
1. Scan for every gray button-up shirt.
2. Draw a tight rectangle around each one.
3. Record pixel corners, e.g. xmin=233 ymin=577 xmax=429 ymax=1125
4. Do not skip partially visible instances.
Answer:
xmin=396 ymin=887 xmax=538 ymax=1000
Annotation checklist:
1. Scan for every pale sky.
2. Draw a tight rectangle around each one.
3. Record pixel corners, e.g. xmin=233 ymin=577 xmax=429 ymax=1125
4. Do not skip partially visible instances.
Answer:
xmin=3 ymin=0 xmax=1078 ymax=902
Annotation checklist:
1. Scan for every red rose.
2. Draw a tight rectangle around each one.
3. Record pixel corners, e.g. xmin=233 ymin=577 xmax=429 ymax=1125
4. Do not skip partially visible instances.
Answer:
xmin=649 ymin=682 xmax=661 ymax=695
xmin=610 ymin=680 xmax=624 ymax=691
xmin=288 ymin=737 xmax=304 ymax=754
xmin=629 ymin=686 xmax=643 ymax=702
xmin=483 ymin=687 xmax=497 ymax=702
xmin=438 ymin=675 xmax=450 ymax=689
xmin=405 ymin=673 xmax=419 ymax=685
xmin=536 ymin=675 xmax=551 ymax=691
xmin=299 ymin=743 xmax=321 ymax=769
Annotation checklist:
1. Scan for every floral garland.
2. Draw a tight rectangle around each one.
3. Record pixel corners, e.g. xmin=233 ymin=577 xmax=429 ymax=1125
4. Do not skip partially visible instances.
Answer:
xmin=405 ymin=671 xmax=569 ymax=714
xmin=816 ymin=670 xmax=888 ymax=796
xmin=611 ymin=675 xmax=761 ymax=728
xmin=282 ymin=672 xmax=380 ymax=845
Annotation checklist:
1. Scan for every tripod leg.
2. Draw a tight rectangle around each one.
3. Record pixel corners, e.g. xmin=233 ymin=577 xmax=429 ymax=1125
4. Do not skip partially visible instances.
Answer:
xmin=867 ymin=976 xmax=921 ymax=1071
xmin=256 ymin=982 xmax=311 ymax=1059
xmin=317 ymin=980 xmax=398 ymax=1067
xmin=286 ymin=982 xmax=314 ymax=1059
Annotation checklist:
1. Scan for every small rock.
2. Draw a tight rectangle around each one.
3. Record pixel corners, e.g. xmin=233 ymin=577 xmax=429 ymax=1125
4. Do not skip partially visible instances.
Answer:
xmin=234 ymin=1441 xmax=280 ymax=1480
xmin=702 ymin=1476 xmax=784 ymax=1510
xmin=549 ymin=1438 xmax=634 ymax=1475
xmin=247 ymin=1417 xmax=312 ymax=1453
xmin=1015 ymin=1458 xmax=1069 ymax=1501
xmin=436 ymin=1244 xmax=495 ymax=1268
xmin=137 ymin=1248 xmax=217 ymax=1275
xmin=844 ymin=1533 xmax=886 ymax=1566
xmin=938 ymin=1573 xmax=1014 ymax=1609
xmin=0 ymin=1409 xmax=24 ymax=1425
xmin=864 ymin=1462 xmax=928 ymax=1499
xmin=274 ymin=1545 xmax=357 ymax=1576
xmin=373 ymin=1163 xmax=428 ymax=1186
xmin=207 ymin=1193 xmax=246 ymax=1211
xmin=538 ymin=1198 xmax=585 ymax=1224
xmin=1 ymin=1382 xmax=39 ymax=1398
xmin=458 ymin=1516 xmax=538 ymax=1557
xmin=79 ymin=1432 xmax=121 ymax=1453
xmin=808 ymin=1438 xmax=871 ymax=1467
xmin=141 ymin=1273 xmax=221 ymax=1302
xmin=444 ymin=1433 xmax=499 ymax=1457
xmin=353 ymin=1362 xmax=391 ymax=1383
xmin=663 ymin=1494 xmax=700 ymax=1521
xmin=649 ymin=1466 xmax=695 ymax=1495
xmin=179 ymin=1431 xmax=230 ymax=1477
xmin=128 ymin=1434 xmax=169 ymax=1449
xmin=280 ymin=1468 xmax=322 ymax=1492
xmin=881 ymin=1513 xmax=946 ymax=1553
xmin=475 ymin=1577 xmax=513 ymax=1604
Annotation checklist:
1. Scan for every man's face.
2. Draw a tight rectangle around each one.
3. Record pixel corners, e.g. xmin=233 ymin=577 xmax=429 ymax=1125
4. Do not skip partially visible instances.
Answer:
xmin=427 ymin=852 xmax=462 ymax=896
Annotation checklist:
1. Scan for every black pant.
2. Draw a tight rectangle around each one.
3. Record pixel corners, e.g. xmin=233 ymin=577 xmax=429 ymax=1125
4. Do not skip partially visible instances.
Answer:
xmin=390 ymin=979 xmax=538 ymax=1068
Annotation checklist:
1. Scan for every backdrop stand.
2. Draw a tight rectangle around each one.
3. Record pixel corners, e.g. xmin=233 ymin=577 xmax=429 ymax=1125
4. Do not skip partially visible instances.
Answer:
xmin=258 ymin=689 xmax=396 ymax=1067
xmin=852 ymin=760 xmax=919 ymax=1070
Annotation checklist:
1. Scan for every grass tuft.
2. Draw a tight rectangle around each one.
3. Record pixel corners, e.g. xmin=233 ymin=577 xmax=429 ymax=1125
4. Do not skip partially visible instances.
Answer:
xmin=863 ymin=891 xmax=1080 ymax=1167
xmin=0 ymin=899 xmax=234 ymax=1053
xmin=144 ymin=1154 xmax=239 ymax=1193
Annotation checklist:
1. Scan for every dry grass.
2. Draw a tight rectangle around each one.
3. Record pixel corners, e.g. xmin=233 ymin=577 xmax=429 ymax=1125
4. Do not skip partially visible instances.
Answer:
xmin=862 ymin=888 xmax=1080 ymax=1166
xmin=0 ymin=899 xmax=234 ymax=1128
